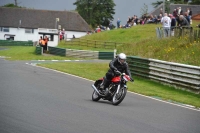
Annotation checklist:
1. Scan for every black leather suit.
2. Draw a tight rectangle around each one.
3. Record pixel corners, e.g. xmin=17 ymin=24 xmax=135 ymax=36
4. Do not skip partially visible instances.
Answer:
xmin=103 ymin=58 xmax=132 ymax=89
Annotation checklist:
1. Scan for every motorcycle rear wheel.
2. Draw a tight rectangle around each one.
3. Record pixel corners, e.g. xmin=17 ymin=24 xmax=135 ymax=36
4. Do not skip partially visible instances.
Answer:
xmin=92 ymin=90 xmax=101 ymax=101
xmin=112 ymin=87 xmax=127 ymax=106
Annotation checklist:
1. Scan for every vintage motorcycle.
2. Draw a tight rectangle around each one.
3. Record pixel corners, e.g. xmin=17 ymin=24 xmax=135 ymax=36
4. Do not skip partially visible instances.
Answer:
xmin=91 ymin=71 xmax=133 ymax=105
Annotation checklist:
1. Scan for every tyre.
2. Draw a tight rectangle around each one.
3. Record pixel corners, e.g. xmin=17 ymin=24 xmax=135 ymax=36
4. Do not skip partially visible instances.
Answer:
xmin=92 ymin=90 xmax=101 ymax=101
xmin=112 ymin=87 xmax=127 ymax=105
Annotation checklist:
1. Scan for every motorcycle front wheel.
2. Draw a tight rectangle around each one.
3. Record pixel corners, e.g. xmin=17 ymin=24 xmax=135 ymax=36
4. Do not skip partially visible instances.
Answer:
xmin=112 ymin=87 xmax=127 ymax=106
xmin=92 ymin=90 xmax=101 ymax=101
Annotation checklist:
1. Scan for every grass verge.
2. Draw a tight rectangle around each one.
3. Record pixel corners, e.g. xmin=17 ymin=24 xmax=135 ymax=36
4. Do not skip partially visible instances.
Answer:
xmin=38 ymin=62 xmax=200 ymax=108
xmin=0 ymin=46 xmax=80 ymax=60
xmin=58 ymin=20 xmax=200 ymax=66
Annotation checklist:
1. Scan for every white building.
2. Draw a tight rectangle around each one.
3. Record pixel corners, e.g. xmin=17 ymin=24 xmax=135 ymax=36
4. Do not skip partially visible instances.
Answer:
xmin=0 ymin=7 xmax=91 ymax=47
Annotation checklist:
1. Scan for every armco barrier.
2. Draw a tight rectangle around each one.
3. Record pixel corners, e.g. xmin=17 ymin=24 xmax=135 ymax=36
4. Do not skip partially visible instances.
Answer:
xmin=48 ymin=46 xmax=66 ymax=56
xmin=47 ymin=47 xmax=115 ymax=60
xmin=99 ymin=52 xmax=114 ymax=60
xmin=127 ymin=56 xmax=200 ymax=93
xmin=0 ymin=40 xmax=33 ymax=46
xmin=35 ymin=46 xmax=43 ymax=55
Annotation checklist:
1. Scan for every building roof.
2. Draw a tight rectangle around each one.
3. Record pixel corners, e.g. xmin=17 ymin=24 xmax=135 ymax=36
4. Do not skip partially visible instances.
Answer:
xmin=0 ymin=7 xmax=91 ymax=32
xmin=149 ymin=4 xmax=200 ymax=17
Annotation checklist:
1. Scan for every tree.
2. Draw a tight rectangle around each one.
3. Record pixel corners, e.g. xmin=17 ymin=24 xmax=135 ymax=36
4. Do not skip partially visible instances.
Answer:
xmin=140 ymin=3 xmax=148 ymax=16
xmin=2 ymin=0 xmax=22 ymax=8
xmin=73 ymin=0 xmax=116 ymax=28
xmin=152 ymin=1 xmax=163 ymax=8
xmin=190 ymin=0 xmax=200 ymax=4
xmin=151 ymin=0 xmax=189 ymax=13
xmin=152 ymin=0 xmax=199 ymax=9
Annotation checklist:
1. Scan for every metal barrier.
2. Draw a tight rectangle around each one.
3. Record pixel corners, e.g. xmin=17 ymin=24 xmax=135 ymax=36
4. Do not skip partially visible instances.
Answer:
xmin=127 ymin=56 xmax=200 ymax=93
xmin=46 ymin=46 xmax=115 ymax=60
xmin=35 ymin=46 xmax=43 ymax=55
xmin=0 ymin=40 xmax=33 ymax=46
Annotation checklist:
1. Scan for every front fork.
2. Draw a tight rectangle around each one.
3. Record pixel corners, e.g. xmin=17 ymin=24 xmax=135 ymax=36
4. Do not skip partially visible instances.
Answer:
xmin=116 ymin=84 xmax=127 ymax=94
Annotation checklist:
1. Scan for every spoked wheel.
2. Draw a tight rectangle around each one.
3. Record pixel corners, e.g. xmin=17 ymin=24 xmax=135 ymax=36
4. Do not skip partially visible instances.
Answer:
xmin=112 ymin=87 xmax=127 ymax=105
xmin=92 ymin=90 xmax=101 ymax=101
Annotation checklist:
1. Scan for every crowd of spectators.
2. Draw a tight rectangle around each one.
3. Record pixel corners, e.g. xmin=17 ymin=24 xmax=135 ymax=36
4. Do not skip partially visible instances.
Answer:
xmin=89 ymin=6 xmax=199 ymax=35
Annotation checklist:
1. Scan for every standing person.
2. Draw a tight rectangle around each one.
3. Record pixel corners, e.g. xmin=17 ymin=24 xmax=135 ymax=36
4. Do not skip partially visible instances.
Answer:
xmin=62 ymin=29 xmax=65 ymax=40
xmin=173 ymin=9 xmax=178 ymax=19
xmin=39 ymin=36 xmax=45 ymax=52
xmin=117 ymin=18 xmax=121 ymax=28
xmin=169 ymin=14 xmax=176 ymax=36
xmin=44 ymin=36 xmax=48 ymax=52
xmin=59 ymin=30 xmax=62 ymax=41
xmin=184 ymin=12 xmax=190 ymax=25
xmin=188 ymin=8 xmax=192 ymax=21
xmin=161 ymin=13 xmax=171 ymax=37
xmin=39 ymin=36 xmax=43 ymax=46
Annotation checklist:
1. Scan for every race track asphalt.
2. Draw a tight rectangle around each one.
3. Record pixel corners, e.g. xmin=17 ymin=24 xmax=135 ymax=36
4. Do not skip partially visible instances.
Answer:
xmin=0 ymin=59 xmax=200 ymax=133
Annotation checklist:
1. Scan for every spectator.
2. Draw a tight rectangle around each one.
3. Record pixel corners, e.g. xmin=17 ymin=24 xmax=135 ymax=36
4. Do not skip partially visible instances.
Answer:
xmin=44 ymin=36 xmax=48 ymax=52
xmin=188 ymin=8 xmax=192 ymax=20
xmin=184 ymin=12 xmax=190 ymax=24
xmin=109 ymin=22 xmax=113 ymax=29
xmin=157 ymin=14 xmax=162 ymax=23
xmin=178 ymin=7 xmax=183 ymax=16
xmin=62 ymin=29 xmax=65 ymax=40
xmin=59 ymin=30 xmax=63 ymax=40
xmin=39 ymin=36 xmax=45 ymax=52
xmin=161 ymin=13 xmax=171 ymax=37
xmin=73 ymin=35 xmax=75 ymax=38
xmin=178 ymin=15 xmax=189 ymax=27
xmin=100 ymin=25 xmax=106 ymax=31
xmin=169 ymin=14 xmax=176 ymax=36
xmin=134 ymin=16 xmax=138 ymax=25
xmin=39 ymin=36 xmax=43 ymax=46
xmin=117 ymin=18 xmax=121 ymax=28
xmin=95 ymin=26 xmax=101 ymax=33
xmin=173 ymin=9 xmax=178 ymax=19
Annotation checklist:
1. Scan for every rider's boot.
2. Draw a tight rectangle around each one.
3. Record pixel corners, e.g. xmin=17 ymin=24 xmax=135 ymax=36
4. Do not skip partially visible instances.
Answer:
xmin=101 ymin=78 xmax=109 ymax=95
xmin=100 ymin=78 xmax=107 ymax=89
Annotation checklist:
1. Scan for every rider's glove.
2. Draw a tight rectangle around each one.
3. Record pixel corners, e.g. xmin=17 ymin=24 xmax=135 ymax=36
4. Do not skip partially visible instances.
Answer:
xmin=114 ymin=70 xmax=121 ymax=76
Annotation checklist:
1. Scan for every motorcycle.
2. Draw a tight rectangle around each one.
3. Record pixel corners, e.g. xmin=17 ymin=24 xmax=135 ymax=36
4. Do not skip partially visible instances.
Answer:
xmin=91 ymin=71 xmax=133 ymax=105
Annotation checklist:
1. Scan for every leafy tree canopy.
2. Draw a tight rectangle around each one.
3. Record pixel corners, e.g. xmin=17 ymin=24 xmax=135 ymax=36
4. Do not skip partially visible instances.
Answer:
xmin=2 ymin=3 xmax=23 ymax=8
xmin=152 ymin=0 xmax=200 ymax=9
xmin=74 ymin=0 xmax=116 ymax=28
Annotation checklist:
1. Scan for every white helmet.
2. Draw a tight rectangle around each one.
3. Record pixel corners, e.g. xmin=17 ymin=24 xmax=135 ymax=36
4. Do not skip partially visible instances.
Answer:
xmin=118 ymin=53 xmax=126 ymax=64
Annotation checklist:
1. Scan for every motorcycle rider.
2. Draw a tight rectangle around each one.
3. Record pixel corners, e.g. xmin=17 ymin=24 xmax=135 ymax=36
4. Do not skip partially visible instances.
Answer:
xmin=101 ymin=53 xmax=133 ymax=91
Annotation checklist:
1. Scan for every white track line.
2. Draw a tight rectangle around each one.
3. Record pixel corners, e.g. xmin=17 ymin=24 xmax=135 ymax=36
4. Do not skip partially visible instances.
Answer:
xmin=27 ymin=63 xmax=200 ymax=112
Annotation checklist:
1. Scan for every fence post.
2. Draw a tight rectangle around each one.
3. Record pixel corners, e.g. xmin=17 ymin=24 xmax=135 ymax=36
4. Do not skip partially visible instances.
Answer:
xmin=114 ymin=49 xmax=117 ymax=58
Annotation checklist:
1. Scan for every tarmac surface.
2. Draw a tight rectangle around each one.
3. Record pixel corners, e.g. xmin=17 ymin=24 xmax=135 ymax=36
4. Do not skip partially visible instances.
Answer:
xmin=0 ymin=58 xmax=200 ymax=133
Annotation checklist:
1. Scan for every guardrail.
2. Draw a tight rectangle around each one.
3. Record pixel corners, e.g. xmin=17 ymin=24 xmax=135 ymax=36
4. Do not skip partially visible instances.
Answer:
xmin=65 ymin=38 xmax=127 ymax=49
xmin=46 ymin=46 xmax=115 ymax=60
xmin=0 ymin=40 xmax=33 ymax=46
xmin=127 ymin=56 xmax=200 ymax=93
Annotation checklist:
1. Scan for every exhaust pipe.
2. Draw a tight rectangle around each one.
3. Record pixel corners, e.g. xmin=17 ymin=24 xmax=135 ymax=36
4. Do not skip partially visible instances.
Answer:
xmin=91 ymin=84 xmax=105 ymax=96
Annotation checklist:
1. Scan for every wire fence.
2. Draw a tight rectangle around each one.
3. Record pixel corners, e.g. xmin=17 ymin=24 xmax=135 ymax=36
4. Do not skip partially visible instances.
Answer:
xmin=156 ymin=26 xmax=200 ymax=43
